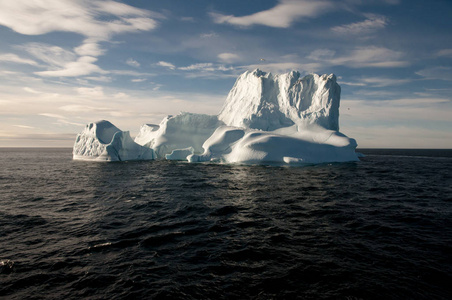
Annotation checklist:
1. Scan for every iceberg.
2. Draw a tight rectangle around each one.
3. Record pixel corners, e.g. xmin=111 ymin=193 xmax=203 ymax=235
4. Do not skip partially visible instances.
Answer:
xmin=73 ymin=120 xmax=154 ymax=161
xmin=191 ymin=69 xmax=358 ymax=164
xmin=73 ymin=69 xmax=359 ymax=164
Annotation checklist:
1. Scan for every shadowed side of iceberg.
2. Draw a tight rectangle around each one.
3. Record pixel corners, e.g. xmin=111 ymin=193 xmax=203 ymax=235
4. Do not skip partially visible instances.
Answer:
xmin=73 ymin=120 xmax=155 ymax=161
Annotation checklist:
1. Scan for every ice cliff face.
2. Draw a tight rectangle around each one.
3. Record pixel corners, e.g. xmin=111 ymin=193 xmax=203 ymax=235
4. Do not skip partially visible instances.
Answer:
xmin=73 ymin=120 xmax=154 ymax=161
xmin=218 ymin=69 xmax=340 ymax=131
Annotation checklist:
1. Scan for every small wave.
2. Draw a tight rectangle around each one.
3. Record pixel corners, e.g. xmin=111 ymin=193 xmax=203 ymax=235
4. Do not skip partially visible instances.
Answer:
xmin=89 ymin=242 xmax=112 ymax=250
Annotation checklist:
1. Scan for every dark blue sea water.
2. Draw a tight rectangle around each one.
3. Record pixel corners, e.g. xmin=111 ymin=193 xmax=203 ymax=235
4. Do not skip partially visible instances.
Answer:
xmin=1 ymin=148 xmax=451 ymax=299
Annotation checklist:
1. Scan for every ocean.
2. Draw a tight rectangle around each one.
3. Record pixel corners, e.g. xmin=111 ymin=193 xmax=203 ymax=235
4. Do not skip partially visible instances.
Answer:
xmin=1 ymin=148 xmax=451 ymax=299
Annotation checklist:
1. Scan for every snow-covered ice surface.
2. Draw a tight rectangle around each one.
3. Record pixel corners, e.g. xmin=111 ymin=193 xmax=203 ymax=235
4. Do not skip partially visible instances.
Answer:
xmin=189 ymin=124 xmax=357 ymax=165
xmin=134 ymin=112 xmax=224 ymax=158
xmin=73 ymin=120 xmax=154 ymax=161
xmin=73 ymin=69 xmax=359 ymax=164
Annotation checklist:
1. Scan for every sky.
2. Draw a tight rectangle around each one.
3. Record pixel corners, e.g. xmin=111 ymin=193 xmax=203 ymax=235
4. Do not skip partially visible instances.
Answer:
xmin=0 ymin=0 xmax=451 ymax=148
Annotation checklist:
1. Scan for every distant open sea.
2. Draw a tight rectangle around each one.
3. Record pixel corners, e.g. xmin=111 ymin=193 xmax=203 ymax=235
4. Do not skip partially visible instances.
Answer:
xmin=1 ymin=148 xmax=451 ymax=299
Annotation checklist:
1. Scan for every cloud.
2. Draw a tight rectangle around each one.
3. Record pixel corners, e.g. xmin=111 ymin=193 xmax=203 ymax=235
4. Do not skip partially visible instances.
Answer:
xmin=416 ymin=67 xmax=452 ymax=81
xmin=74 ymin=40 xmax=105 ymax=57
xmin=360 ymin=77 xmax=410 ymax=87
xmin=306 ymin=49 xmax=336 ymax=61
xmin=19 ymin=43 xmax=76 ymax=67
xmin=0 ymin=1 xmax=162 ymax=79
xmin=331 ymin=14 xmax=387 ymax=35
xmin=94 ymin=1 xmax=159 ymax=17
xmin=22 ymin=86 xmax=60 ymax=98
xmin=35 ymin=56 xmax=107 ymax=77
xmin=436 ymin=49 xmax=452 ymax=58
xmin=200 ymin=32 xmax=218 ymax=39
xmin=39 ymin=113 xmax=85 ymax=126
xmin=0 ymin=53 xmax=38 ymax=65
xmin=114 ymin=92 xmax=129 ymax=99
xmin=0 ymin=0 xmax=161 ymax=39
xmin=179 ymin=63 xmax=215 ymax=71
xmin=85 ymin=76 xmax=112 ymax=82
xmin=181 ymin=17 xmax=195 ymax=22
xmin=131 ymin=78 xmax=146 ymax=82
xmin=59 ymin=105 xmax=109 ymax=113
xmin=332 ymin=47 xmax=407 ymax=67
xmin=13 ymin=125 xmax=35 ymax=129
xmin=244 ymin=62 xmax=322 ymax=74
xmin=210 ymin=0 xmax=335 ymax=28
xmin=110 ymin=70 xmax=156 ymax=77
xmin=55 ymin=119 xmax=85 ymax=126
xmin=126 ymin=58 xmax=140 ymax=67
xmin=157 ymin=61 xmax=176 ymax=70
xmin=308 ymin=46 xmax=409 ymax=68
xmin=76 ymin=86 xmax=104 ymax=98
xmin=339 ymin=81 xmax=367 ymax=87
xmin=24 ymin=87 xmax=42 ymax=94
xmin=218 ymin=53 xmax=240 ymax=63
xmin=177 ymin=63 xmax=237 ymax=79
xmin=342 ymin=76 xmax=411 ymax=87
xmin=20 ymin=41 xmax=107 ymax=79
xmin=40 ymin=113 xmax=67 ymax=119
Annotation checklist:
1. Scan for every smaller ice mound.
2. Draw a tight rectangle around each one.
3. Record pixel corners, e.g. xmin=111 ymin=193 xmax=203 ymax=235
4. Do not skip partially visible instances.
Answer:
xmin=224 ymin=128 xmax=358 ymax=165
xmin=135 ymin=112 xmax=224 ymax=158
xmin=165 ymin=147 xmax=194 ymax=160
xmin=188 ymin=126 xmax=245 ymax=162
xmin=189 ymin=125 xmax=358 ymax=164
xmin=73 ymin=120 xmax=155 ymax=161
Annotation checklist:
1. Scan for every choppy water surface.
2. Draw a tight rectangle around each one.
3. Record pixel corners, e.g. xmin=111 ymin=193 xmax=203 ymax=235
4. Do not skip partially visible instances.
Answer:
xmin=1 ymin=148 xmax=451 ymax=299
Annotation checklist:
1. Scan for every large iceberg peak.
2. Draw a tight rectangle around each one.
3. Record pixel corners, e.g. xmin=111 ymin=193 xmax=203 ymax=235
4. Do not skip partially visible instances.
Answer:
xmin=218 ymin=69 xmax=340 ymax=131
xmin=218 ymin=69 xmax=294 ymax=131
